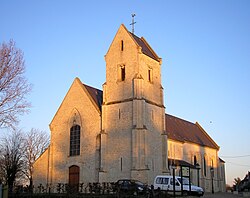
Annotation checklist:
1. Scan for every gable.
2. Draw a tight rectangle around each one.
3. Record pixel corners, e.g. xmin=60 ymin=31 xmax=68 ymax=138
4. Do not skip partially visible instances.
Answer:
xmin=105 ymin=24 xmax=160 ymax=62
xmin=105 ymin=24 xmax=132 ymax=56
xmin=165 ymin=114 xmax=219 ymax=150
xmin=50 ymin=78 xmax=102 ymax=128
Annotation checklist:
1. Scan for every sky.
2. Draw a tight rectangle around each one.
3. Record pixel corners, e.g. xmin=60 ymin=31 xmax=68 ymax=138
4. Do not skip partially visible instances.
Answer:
xmin=1 ymin=0 xmax=250 ymax=186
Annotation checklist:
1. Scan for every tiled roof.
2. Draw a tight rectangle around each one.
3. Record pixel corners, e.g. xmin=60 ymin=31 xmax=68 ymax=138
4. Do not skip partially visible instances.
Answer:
xmin=83 ymin=84 xmax=103 ymax=111
xmin=219 ymin=158 xmax=225 ymax=163
xmin=82 ymin=84 xmax=219 ymax=150
xmin=130 ymin=33 xmax=160 ymax=62
xmin=166 ymin=114 xmax=219 ymax=150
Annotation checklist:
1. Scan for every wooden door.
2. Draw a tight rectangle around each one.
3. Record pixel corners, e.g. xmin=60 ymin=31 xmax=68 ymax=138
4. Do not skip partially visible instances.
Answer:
xmin=69 ymin=165 xmax=79 ymax=192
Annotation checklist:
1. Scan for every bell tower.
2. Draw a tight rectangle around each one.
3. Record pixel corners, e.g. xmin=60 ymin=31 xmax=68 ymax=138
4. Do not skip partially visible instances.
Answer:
xmin=99 ymin=24 xmax=168 ymax=184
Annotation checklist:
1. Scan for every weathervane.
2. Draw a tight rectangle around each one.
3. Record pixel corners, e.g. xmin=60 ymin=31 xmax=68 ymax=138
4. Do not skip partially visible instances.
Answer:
xmin=130 ymin=13 xmax=136 ymax=34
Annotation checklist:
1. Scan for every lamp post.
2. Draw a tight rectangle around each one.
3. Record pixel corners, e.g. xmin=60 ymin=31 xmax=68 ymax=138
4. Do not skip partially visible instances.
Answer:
xmin=210 ymin=167 xmax=214 ymax=194
xmin=172 ymin=164 xmax=177 ymax=198
xmin=195 ymin=163 xmax=201 ymax=187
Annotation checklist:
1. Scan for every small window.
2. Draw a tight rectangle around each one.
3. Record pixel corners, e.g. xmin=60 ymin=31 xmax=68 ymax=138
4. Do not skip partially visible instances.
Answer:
xmin=117 ymin=64 xmax=126 ymax=82
xmin=120 ymin=157 xmax=123 ymax=171
xmin=121 ymin=66 xmax=125 ymax=81
xmin=121 ymin=40 xmax=124 ymax=51
xmin=162 ymin=178 xmax=169 ymax=184
xmin=148 ymin=68 xmax=153 ymax=82
xmin=156 ymin=177 xmax=162 ymax=184
xmin=170 ymin=178 xmax=174 ymax=185
xmin=194 ymin=155 xmax=197 ymax=165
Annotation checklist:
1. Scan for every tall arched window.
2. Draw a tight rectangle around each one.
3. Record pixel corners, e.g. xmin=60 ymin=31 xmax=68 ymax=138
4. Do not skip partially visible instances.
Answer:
xmin=70 ymin=125 xmax=80 ymax=156
xmin=204 ymin=156 xmax=207 ymax=177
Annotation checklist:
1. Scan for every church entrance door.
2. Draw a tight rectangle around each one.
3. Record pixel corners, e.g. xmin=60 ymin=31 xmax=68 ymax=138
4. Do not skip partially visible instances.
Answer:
xmin=69 ymin=165 xmax=80 ymax=193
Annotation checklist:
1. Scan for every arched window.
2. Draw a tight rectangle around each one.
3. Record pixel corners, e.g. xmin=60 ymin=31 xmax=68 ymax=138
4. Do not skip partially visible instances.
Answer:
xmin=70 ymin=125 xmax=80 ymax=156
xmin=204 ymin=156 xmax=207 ymax=177
xmin=121 ymin=66 xmax=125 ymax=81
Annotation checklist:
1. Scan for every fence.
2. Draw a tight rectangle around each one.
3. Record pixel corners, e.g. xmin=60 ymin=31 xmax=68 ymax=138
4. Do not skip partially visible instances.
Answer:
xmin=6 ymin=182 xmax=173 ymax=198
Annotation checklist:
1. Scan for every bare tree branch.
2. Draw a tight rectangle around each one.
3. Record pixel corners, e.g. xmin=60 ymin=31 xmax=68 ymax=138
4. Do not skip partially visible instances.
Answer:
xmin=23 ymin=128 xmax=50 ymax=188
xmin=0 ymin=40 xmax=32 ymax=128
xmin=0 ymin=129 xmax=25 ymax=192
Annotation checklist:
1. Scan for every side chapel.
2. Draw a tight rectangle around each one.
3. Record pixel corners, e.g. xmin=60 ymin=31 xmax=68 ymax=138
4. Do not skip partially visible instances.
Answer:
xmin=33 ymin=24 xmax=226 ymax=192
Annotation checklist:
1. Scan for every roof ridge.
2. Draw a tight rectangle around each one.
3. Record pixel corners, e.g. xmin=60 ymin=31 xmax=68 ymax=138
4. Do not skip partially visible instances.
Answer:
xmin=166 ymin=113 xmax=195 ymax=126
xmin=140 ymin=36 xmax=161 ymax=62
xmin=83 ymin=83 xmax=103 ymax=93
xmin=82 ymin=83 xmax=103 ymax=112
xmin=129 ymin=32 xmax=160 ymax=62
xmin=195 ymin=122 xmax=220 ymax=150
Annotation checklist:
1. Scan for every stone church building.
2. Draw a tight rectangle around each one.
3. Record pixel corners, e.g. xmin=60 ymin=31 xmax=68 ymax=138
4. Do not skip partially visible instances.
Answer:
xmin=33 ymin=24 xmax=226 ymax=192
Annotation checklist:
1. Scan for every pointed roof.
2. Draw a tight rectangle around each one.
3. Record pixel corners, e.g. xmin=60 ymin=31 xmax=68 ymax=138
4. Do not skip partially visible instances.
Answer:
xmin=50 ymin=78 xmax=103 ymax=128
xmin=130 ymin=33 xmax=161 ymax=62
xmin=106 ymin=24 xmax=161 ymax=62
xmin=83 ymin=84 xmax=103 ymax=111
xmin=165 ymin=114 xmax=219 ymax=150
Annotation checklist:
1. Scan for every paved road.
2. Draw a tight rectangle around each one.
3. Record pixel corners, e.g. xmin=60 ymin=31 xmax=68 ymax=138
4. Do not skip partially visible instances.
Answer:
xmin=202 ymin=192 xmax=246 ymax=198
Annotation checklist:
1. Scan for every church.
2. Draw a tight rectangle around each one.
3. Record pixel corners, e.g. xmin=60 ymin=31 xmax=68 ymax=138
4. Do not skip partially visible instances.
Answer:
xmin=33 ymin=24 xmax=226 ymax=193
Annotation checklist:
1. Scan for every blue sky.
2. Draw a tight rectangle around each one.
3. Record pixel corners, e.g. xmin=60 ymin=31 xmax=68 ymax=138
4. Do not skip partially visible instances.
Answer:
xmin=1 ymin=0 xmax=250 ymax=186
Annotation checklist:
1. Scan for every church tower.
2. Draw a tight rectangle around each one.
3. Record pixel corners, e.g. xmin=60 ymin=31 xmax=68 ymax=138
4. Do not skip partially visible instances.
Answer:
xmin=100 ymin=24 xmax=168 ymax=184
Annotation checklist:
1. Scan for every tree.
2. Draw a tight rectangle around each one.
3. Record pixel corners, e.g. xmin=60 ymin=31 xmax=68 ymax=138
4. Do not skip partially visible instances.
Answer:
xmin=0 ymin=40 xmax=31 ymax=128
xmin=233 ymin=177 xmax=242 ymax=191
xmin=0 ymin=129 xmax=25 ymax=192
xmin=234 ymin=177 xmax=241 ymax=186
xmin=23 ymin=128 xmax=49 ymax=189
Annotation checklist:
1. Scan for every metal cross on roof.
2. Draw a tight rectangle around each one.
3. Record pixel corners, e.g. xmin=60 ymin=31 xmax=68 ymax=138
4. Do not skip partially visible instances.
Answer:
xmin=130 ymin=13 xmax=136 ymax=34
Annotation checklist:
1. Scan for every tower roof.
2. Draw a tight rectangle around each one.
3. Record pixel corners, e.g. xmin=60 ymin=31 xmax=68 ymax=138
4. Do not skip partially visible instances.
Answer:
xmin=130 ymin=32 xmax=161 ymax=62
xmin=106 ymin=24 xmax=161 ymax=62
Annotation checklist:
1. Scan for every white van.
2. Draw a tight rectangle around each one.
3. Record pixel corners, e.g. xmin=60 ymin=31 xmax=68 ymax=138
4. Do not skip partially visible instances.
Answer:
xmin=154 ymin=175 xmax=204 ymax=196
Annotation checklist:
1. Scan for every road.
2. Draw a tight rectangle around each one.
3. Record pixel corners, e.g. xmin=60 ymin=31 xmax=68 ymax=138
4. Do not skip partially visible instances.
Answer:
xmin=202 ymin=192 xmax=247 ymax=198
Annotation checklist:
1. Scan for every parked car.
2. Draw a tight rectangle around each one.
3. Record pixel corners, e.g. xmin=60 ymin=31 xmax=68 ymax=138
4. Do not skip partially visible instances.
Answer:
xmin=115 ymin=179 xmax=149 ymax=195
xmin=154 ymin=175 xmax=204 ymax=196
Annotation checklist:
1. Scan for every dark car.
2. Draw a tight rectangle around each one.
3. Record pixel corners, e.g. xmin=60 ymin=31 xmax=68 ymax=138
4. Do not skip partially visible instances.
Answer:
xmin=116 ymin=179 xmax=149 ymax=195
